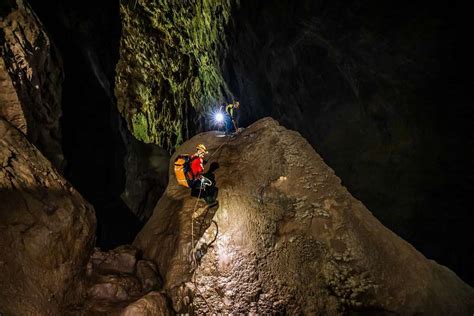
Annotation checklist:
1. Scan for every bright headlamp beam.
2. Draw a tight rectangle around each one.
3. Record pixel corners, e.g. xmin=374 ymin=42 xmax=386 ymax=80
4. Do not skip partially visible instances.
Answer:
xmin=215 ymin=112 xmax=224 ymax=123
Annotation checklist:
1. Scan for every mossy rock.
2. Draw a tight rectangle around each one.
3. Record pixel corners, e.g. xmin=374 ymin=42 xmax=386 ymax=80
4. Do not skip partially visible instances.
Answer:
xmin=115 ymin=0 xmax=234 ymax=151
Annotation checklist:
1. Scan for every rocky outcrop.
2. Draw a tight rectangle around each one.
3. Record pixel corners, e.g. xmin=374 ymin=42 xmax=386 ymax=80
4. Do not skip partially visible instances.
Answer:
xmin=78 ymin=245 xmax=169 ymax=315
xmin=222 ymin=0 xmax=474 ymax=285
xmin=115 ymin=0 xmax=233 ymax=150
xmin=135 ymin=118 xmax=474 ymax=314
xmin=0 ymin=0 xmax=64 ymax=169
xmin=0 ymin=118 xmax=96 ymax=315
xmin=121 ymin=134 xmax=169 ymax=222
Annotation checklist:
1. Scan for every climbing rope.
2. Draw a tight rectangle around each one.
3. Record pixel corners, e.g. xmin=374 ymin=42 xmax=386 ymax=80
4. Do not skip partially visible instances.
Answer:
xmin=187 ymin=132 xmax=240 ymax=314
xmin=188 ymin=182 xmax=217 ymax=314
xmin=206 ymin=130 xmax=238 ymax=161
xmin=190 ymin=131 xmax=237 ymax=255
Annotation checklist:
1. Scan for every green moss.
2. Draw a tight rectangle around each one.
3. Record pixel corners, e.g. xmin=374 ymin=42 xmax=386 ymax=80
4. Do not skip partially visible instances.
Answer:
xmin=131 ymin=112 xmax=150 ymax=143
xmin=115 ymin=0 xmax=234 ymax=151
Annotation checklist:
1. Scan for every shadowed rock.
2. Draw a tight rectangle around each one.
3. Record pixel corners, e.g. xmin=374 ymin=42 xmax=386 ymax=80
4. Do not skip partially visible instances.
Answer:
xmin=0 ymin=118 xmax=96 ymax=315
xmin=121 ymin=135 xmax=169 ymax=222
xmin=136 ymin=260 xmax=163 ymax=293
xmin=135 ymin=118 xmax=474 ymax=314
xmin=87 ymin=274 xmax=142 ymax=302
xmin=89 ymin=245 xmax=139 ymax=275
xmin=0 ymin=0 xmax=64 ymax=169
xmin=121 ymin=292 xmax=171 ymax=316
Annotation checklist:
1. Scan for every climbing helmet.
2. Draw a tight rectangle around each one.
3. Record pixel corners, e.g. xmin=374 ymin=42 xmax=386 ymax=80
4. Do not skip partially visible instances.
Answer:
xmin=196 ymin=144 xmax=208 ymax=153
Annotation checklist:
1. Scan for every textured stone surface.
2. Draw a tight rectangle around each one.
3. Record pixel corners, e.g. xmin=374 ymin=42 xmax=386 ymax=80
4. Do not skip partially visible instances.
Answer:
xmin=0 ymin=0 xmax=64 ymax=169
xmin=0 ymin=57 xmax=27 ymax=132
xmin=89 ymin=245 xmax=139 ymax=275
xmin=136 ymin=260 xmax=163 ymax=292
xmin=115 ymin=0 xmax=233 ymax=150
xmin=135 ymin=118 xmax=474 ymax=314
xmin=222 ymin=0 xmax=474 ymax=284
xmin=75 ymin=245 xmax=165 ymax=315
xmin=87 ymin=274 xmax=142 ymax=302
xmin=0 ymin=118 xmax=96 ymax=315
xmin=121 ymin=292 xmax=171 ymax=316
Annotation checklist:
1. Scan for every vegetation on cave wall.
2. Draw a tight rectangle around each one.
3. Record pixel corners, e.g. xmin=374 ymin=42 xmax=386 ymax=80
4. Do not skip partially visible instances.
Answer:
xmin=115 ymin=0 xmax=234 ymax=150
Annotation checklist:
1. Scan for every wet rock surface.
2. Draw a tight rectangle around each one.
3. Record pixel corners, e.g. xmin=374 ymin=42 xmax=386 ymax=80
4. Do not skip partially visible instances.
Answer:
xmin=0 ymin=118 xmax=96 ymax=315
xmin=0 ymin=0 xmax=64 ymax=169
xmin=135 ymin=118 xmax=474 ymax=314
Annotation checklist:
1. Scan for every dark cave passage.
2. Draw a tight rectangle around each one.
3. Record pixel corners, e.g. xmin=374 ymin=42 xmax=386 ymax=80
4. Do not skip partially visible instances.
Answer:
xmin=29 ymin=0 xmax=142 ymax=249
xmin=59 ymin=51 xmax=141 ymax=250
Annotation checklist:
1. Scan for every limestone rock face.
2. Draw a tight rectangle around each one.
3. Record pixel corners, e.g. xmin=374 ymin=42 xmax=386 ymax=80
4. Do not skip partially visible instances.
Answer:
xmin=121 ymin=292 xmax=171 ymax=316
xmin=0 ymin=118 xmax=96 ymax=315
xmin=0 ymin=0 xmax=64 ymax=170
xmin=135 ymin=118 xmax=474 ymax=314
xmin=222 ymin=0 xmax=473 ymax=284
xmin=115 ymin=0 xmax=233 ymax=150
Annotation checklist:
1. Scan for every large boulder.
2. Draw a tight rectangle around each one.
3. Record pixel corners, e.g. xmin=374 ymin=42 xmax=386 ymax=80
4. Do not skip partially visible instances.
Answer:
xmin=135 ymin=118 xmax=474 ymax=314
xmin=222 ymin=0 xmax=473 ymax=285
xmin=0 ymin=0 xmax=64 ymax=170
xmin=0 ymin=119 xmax=96 ymax=315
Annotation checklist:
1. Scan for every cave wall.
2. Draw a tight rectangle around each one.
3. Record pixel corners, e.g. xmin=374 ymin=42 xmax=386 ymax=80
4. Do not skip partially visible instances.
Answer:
xmin=0 ymin=118 xmax=96 ymax=315
xmin=0 ymin=0 xmax=64 ymax=170
xmin=27 ymin=0 xmax=144 ymax=248
xmin=121 ymin=130 xmax=169 ymax=222
xmin=221 ymin=0 xmax=473 ymax=284
xmin=115 ymin=0 xmax=233 ymax=150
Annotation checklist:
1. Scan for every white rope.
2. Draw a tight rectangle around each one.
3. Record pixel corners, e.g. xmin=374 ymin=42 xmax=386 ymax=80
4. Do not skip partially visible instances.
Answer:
xmin=187 ymin=133 xmax=240 ymax=314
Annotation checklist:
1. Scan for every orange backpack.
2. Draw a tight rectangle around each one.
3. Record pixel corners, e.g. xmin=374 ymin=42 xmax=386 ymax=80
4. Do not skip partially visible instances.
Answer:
xmin=174 ymin=155 xmax=197 ymax=188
